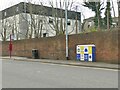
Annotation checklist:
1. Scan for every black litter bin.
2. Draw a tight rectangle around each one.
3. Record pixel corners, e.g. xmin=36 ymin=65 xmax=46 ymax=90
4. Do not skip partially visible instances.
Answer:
xmin=32 ymin=49 xmax=39 ymax=59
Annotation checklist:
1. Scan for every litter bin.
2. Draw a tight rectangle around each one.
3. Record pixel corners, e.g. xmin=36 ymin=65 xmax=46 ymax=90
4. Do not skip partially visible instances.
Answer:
xmin=32 ymin=49 xmax=39 ymax=59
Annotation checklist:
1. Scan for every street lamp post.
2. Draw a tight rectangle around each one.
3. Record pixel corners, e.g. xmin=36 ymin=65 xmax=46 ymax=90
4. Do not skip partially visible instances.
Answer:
xmin=65 ymin=0 xmax=69 ymax=60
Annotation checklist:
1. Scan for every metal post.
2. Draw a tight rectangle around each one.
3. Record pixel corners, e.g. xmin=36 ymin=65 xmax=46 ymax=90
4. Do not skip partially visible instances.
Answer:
xmin=65 ymin=0 xmax=69 ymax=60
xmin=10 ymin=34 xmax=12 ymax=58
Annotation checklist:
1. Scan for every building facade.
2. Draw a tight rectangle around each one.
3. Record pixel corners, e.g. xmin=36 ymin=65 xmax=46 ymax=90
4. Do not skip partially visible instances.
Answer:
xmin=0 ymin=2 xmax=81 ymax=41
xmin=82 ymin=16 xmax=119 ymax=32
xmin=82 ymin=17 xmax=95 ymax=32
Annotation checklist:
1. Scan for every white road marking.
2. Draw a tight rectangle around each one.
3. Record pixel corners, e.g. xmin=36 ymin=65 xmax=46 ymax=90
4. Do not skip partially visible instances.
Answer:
xmin=69 ymin=65 xmax=119 ymax=72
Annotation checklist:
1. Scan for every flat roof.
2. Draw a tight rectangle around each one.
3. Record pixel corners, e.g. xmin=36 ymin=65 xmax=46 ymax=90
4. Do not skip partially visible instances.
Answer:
xmin=0 ymin=2 xmax=81 ymax=20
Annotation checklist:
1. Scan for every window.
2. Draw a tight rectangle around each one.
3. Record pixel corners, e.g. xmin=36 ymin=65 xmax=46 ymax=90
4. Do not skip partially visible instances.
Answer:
xmin=43 ymin=33 xmax=47 ymax=37
xmin=88 ymin=21 xmax=93 ymax=28
xmin=49 ymin=18 xmax=53 ymax=23
xmin=39 ymin=19 xmax=43 ymax=23
xmin=67 ymin=21 xmax=71 ymax=25
xmin=4 ymin=12 xmax=6 ymax=16
xmin=88 ymin=25 xmax=90 ymax=28
xmin=16 ymin=7 xmax=19 ymax=12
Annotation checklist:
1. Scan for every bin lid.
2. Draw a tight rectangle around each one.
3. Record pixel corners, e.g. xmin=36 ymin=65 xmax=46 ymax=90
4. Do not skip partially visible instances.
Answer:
xmin=32 ymin=49 xmax=38 ymax=50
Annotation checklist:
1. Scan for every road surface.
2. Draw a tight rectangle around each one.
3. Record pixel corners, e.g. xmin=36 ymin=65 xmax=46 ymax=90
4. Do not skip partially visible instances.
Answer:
xmin=2 ymin=59 xmax=118 ymax=88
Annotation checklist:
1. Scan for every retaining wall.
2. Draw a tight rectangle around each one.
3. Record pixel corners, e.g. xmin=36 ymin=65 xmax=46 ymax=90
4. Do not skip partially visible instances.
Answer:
xmin=2 ymin=29 xmax=119 ymax=64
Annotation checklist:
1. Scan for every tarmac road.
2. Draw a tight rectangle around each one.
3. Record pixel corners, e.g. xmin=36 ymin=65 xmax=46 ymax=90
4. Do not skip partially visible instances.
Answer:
xmin=2 ymin=59 xmax=118 ymax=88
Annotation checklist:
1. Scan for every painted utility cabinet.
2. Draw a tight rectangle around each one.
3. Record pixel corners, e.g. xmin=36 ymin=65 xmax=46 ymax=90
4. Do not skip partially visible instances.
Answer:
xmin=76 ymin=44 xmax=96 ymax=62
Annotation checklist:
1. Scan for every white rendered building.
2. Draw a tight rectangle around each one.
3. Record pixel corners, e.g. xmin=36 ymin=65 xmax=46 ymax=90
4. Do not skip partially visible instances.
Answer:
xmin=0 ymin=2 xmax=81 ymax=40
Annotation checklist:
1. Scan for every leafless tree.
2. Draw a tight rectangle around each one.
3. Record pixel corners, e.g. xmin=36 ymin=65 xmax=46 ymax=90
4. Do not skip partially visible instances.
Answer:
xmin=19 ymin=1 xmax=47 ymax=38
xmin=1 ymin=18 xmax=13 ymax=41
xmin=48 ymin=0 xmax=76 ymax=35
xmin=111 ymin=0 xmax=115 ymax=17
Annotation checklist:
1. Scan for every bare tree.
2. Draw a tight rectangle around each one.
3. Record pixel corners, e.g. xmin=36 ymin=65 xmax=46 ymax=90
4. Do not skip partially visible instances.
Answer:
xmin=19 ymin=1 xmax=47 ymax=38
xmin=1 ymin=19 xmax=7 ymax=41
xmin=18 ymin=0 xmax=78 ymax=39
xmin=48 ymin=0 xmax=76 ymax=35
xmin=111 ymin=0 xmax=115 ymax=17
xmin=118 ymin=0 xmax=120 ymax=28
xmin=1 ymin=18 xmax=13 ymax=41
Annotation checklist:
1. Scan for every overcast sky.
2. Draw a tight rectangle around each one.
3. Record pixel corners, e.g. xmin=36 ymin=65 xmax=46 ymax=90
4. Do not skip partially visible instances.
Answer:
xmin=0 ymin=0 xmax=118 ymax=22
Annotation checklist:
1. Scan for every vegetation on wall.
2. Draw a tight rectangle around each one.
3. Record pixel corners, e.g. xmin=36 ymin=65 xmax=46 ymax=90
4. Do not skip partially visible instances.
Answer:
xmin=82 ymin=0 xmax=115 ymax=32
xmin=83 ymin=1 xmax=104 ymax=30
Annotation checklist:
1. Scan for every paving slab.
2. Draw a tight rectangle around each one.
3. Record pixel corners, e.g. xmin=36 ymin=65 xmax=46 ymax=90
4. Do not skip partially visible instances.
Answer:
xmin=1 ymin=56 xmax=119 ymax=70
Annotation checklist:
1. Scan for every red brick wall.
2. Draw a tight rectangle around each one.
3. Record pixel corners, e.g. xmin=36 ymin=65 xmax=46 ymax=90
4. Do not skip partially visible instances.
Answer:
xmin=2 ymin=30 xmax=119 ymax=64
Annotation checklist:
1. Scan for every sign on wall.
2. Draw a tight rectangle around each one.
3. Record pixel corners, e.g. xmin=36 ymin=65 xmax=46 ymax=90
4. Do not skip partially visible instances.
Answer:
xmin=76 ymin=44 xmax=96 ymax=62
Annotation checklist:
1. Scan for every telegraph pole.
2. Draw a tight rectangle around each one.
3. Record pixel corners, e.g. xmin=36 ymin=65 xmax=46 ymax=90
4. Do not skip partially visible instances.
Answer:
xmin=65 ymin=0 xmax=69 ymax=60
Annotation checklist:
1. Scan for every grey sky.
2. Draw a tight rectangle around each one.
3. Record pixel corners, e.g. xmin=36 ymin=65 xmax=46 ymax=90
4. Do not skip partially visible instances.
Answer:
xmin=0 ymin=0 xmax=118 ymax=22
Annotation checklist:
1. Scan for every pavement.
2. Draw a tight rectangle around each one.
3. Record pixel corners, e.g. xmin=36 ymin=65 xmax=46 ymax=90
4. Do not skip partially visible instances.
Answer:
xmin=1 ymin=56 xmax=119 ymax=70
